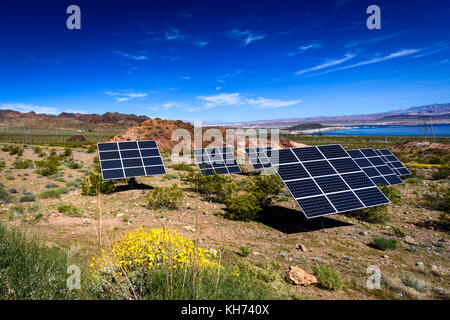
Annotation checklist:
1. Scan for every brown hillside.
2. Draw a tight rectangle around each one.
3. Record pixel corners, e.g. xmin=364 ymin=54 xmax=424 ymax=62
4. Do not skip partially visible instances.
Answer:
xmin=110 ymin=119 xmax=295 ymax=151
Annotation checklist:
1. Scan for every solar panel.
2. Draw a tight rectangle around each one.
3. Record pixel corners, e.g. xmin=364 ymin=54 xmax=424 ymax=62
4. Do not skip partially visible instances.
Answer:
xmin=245 ymin=146 xmax=272 ymax=170
xmin=263 ymin=144 xmax=390 ymax=219
xmin=97 ymin=140 xmax=166 ymax=180
xmin=375 ymin=149 xmax=411 ymax=176
xmin=194 ymin=146 xmax=241 ymax=175
xmin=347 ymin=148 xmax=403 ymax=186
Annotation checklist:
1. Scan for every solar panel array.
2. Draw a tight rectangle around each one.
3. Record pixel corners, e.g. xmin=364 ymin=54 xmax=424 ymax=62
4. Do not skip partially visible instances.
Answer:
xmin=375 ymin=149 xmax=411 ymax=176
xmin=264 ymin=144 xmax=390 ymax=218
xmin=97 ymin=140 xmax=166 ymax=180
xmin=347 ymin=148 xmax=404 ymax=186
xmin=193 ymin=146 xmax=241 ymax=176
xmin=245 ymin=146 xmax=272 ymax=170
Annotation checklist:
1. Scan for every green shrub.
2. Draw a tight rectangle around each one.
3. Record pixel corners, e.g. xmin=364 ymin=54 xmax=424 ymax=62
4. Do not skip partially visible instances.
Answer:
xmin=391 ymin=226 xmax=406 ymax=238
xmin=171 ymin=162 xmax=194 ymax=172
xmin=380 ymin=185 xmax=402 ymax=204
xmin=2 ymin=145 xmax=23 ymax=156
xmin=35 ymin=154 xmax=60 ymax=176
xmin=184 ymin=171 xmax=233 ymax=202
xmin=57 ymin=204 xmax=82 ymax=217
xmin=146 ymin=184 xmax=183 ymax=210
xmin=63 ymin=147 xmax=72 ymax=157
xmin=27 ymin=204 xmax=40 ymax=213
xmin=239 ymin=245 xmax=252 ymax=257
xmin=86 ymin=146 xmax=96 ymax=153
xmin=250 ymin=174 xmax=283 ymax=208
xmin=401 ymin=273 xmax=429 ymax=293
xmin=225 ymin=192 xmax=261 ymax=221
xmin=350 ymin=205 xmax=389 ymax=224
xmin=404 ymin=177 xmax=422 ymax=184
xmin=81 ymin=173 xmax=115 ymax=196
xmin=66 ymin=181 xmax=81 ymax=189
xmin=9 ymin=205 xmax=25 ymax=216
xmin=38 ymin=189 xmax=61 ymax=199
xmin=19 ymin=194 xmax=36 ymax=202
xmin=13 ymin=158 xmax=34 ymax=169
xmin=65 ymin=160 xmax=82 ymax=169
xmin=312 ymin=264 xmax=344 ymax=291
xmin=372 ymin=237 xmax=397 ymax=250
xmin=0 ymin=185 xmax=13 ymax=204
xmin=5 ymin=173 xmax=14 ymax=180
xmin=0 ymin=160 xmax=5 ymax=171
xmin=0 ymin=223 xmax=71 ymax=299
xmin=432 ymin=164 xmax=450 ymax=180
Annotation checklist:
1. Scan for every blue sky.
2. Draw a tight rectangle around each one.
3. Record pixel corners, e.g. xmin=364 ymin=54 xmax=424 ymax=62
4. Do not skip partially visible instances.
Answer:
xmin=0 ymin=0 xmax=449 ymax=123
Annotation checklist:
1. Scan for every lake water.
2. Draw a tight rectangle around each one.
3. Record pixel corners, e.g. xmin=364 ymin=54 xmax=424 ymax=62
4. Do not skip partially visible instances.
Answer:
xmin=313 ymin=124 xmax=450 ymax=137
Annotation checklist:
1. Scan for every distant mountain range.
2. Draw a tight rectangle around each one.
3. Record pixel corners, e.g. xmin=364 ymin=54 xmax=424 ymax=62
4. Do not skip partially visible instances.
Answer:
xmin=213 ymin=103 xmax=450 ymax=128
xmin=0 ymin=110 xmax=150 ymax=130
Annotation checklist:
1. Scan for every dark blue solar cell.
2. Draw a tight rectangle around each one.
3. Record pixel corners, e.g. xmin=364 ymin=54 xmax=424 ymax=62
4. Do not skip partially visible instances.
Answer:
xmin=120 ymin=150 xmax=140 ymax=158
xmin=317 ymin=145 xmax=348 ymax=159
xmin=193 ymin=149 xmax=203 ymax=156
xmin=122 ymin=158 xmax=143 ymax=168
xmin=100 ymin=160 xmax=122 ymax=170
xmin=360 ymin=149 xmax=378 ymax=157
xmin=142 ymin=157 xmax=163 ymax=166
xmin=362 ymin=167 xmax=380 ymax=177
xmin=397 ymin=168 xmax=410 ymax=176
xmin=285 ymin=179 xmax=322 ymax=198
xmin=347 ymin=149 xmax=364 ymax=158
xmin=201 ymin=169 xmax=214 ymax=176
xmin=314 ymin=175 xmax=349 ymax=193
xmin=376 ymin=165 xmax=394 ymax=175
xmin=212 ymin=161 xmax=226 ymax=168
xmin=222 ymin=147 xmax=233 ymax=154
xmin=138 ymin=140 xmax=157 ymax=149
xmin=99 ymin=151 xmax=120 ymax=160
xmin=371 ymin=176 xmax=389 ymax=186
xmin=379 ymin=149 xmax=392 ymax=155
xmin=98 ymin=143 xmax=118 ymax=151
xmin=214 ymin=167 xmax=228 ymax=174
xmin=124 ymin=167 xmax=145 ymax=177
xmin=292 ymin=147 xmax=324 ymax=162
xmin=145 ymin=165 xmax=166 ymax=176
xmin=275 ymin=163 xmax=310 ymax=180
xmin=327 ymin=191 xmax=364 ymax=212
xmin=118 ymin=141 xmax=138 ymax=150
xmin=391 ymin=161 xmax=404 ymax=168
xmin=102 ymin=169 xmax=124 ymax=180
xmin=262 ymin=162 xmax=272 ymax=168
xmin=367 ymin=157 xmax=385 ymax=166
xmin=223 ymin=153 xmax=237 ymax=164
xmin=341 ymin=172 xmax=374 ymax=189
xmin=140 ymin=148 xmax=160 ymax=157
xmin=392 ymin=168 xmax=401 ymax=175
xmin=253 ymin=163 xmax=263 ymax=169
xmin=329 ymin=158 xmax=361 ymax=173
xmin=296 ymin=196 xmax=336 ymax=218
xmin=384 ymin=174 xmax=403 ymax=185
xmin=268 ymin=149 xmax=298 ymax=164
xmin=354 ymin=158 xmax=372 ymax=168
xmin=303 ymin=160 xmax=337 ymax=177
xmin=354 ymin=187 xmax=390 ymax=206
xmin=385 ymin=155 xmax=397 ymax=162
xmin=227 ymin=166 xmax=241 ymax=173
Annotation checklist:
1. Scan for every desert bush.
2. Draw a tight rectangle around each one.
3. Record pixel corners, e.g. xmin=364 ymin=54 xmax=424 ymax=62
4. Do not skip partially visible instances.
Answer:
xmin=432 ymin=164 xmax=450 ymax=180
xmin=5 ymin=173 xmax=14 ymax=180
xmin=27 ymin=204 xmax=40 ymax=213
xmin=0 ymin=185 xmax=13 ymax=204
xmin=65 ymin=160 xmax=83 ymax=169
xmin=13 ymin=158 xmax=34 ymax=169
xmin=146 ymin=184 xmax=183 ymax=210
xmin=401 ymin=273 xmax=429 ymax=293
xmin=391 ymin=226 xmax=406 ymax=238
xmin=372 ymin=237 xmax=397 ymax=250
xmin=19 ymin=193 xmax=36 ymax=203
xmin=184 ymin=171 xmax=233 ymax=202
xmin=225 ymin=192 xmax=261 ymax=221
xmin=350 ymin=205 xmax=389 ymax=224
xmin=424 ymin=187 xmax=449 ymax=213
xmin=58 ymin=204 xmax=82 ymax=217
xmin=0 ymin=223 xmax=71 ymax=299
xmin=0 ymin=160 xmax=6 ymax=171
xmin=86 ymin=146 xmax=96 ymax=153
xmin=63 ymin=147 xmax=72 ymax=157
xmin=9 ymin=204 xmax=25 ymax=216
xmin=81 ymin=173 xmax=115 ymax=196
xmin=380 ymin=185 xmax=402 ymax=204
xmin=2 ymin=144 xmax=23 ymax=156
xmin=171 ymin=162 xmax=194 ymax=172
xmin=404 ymin=177 xmax=422 ymax=184
xmin=250 ymin=174 xmax=283 ymax=208
xmin=66 ymin=181 xmax=81 ymax=189
xmin=35 ymin=154 xmax=60 ymax=176
xmin=38 ymin=189 xmax=61 ymax=199
xmin=312 ymin=264 xmax=344 ymax=291
xmin=239 ymin=244 xmax=252 ymax=257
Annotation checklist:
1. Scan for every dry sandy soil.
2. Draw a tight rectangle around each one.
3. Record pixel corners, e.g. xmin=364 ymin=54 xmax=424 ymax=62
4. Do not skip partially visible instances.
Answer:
xmin=0 ymin=145 xmax=448 ymax=300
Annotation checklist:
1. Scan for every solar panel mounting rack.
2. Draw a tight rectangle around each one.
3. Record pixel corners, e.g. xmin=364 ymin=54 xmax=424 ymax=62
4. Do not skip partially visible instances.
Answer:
xmin=375 ymin=149 xmax=411 ymax=176
xmin=193 ymin=146 xmax=241 ymax=176
xmin=245 ymin=146 xmax=273 ymax=170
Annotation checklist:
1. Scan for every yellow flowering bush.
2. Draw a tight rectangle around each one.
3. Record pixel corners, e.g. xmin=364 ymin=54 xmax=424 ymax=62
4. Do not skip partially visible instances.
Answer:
xmin=90 ymin=228 xmax=222 ymax=278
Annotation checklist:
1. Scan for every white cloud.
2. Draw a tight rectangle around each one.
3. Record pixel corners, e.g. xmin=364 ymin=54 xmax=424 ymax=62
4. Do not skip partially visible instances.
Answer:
xmin=216 ymin=86 xmax=222 ymax=90
xmin=287 ymin=43 xmax=322 ymax=56
xmin=105 ymin=90 xmax=147 ymax=102
xmin=228 ymin=29 xmax=266 ymax=46
xmin=114 ymin=50 xmax=148 ymax=61
xmin=195 ymin=41 xmax=209 ymax=47
xmin=412 ymin=46 xmax=448 ymax=58
xmin=345 ymin=30 xmax=408 ymax=48
xmin=295 ymin=53 xmax=356 ymax=75
xmin=197 ymin=93 xmax=301 ymax=110
xmin=64 ymin=108 xmax=86 ymax=114
xmin=0 ymin=103 xmax=59 ymax=115
xmin=161 ymin=102 xmax=185 ymax=109
xmin=161 ymin=56 xmax=182 ymax=62
xmin=181 ymin=76 xmax=191 ymax=80
xmin=197 ymin=93 xmax=243 ymax=109
xmin=165 ymin=28 xmax=187 ymax=41
xmin=246 ymin=97 xmax=302 ymax=109
xmin=187 ymin=107 xmax=201 ymax=112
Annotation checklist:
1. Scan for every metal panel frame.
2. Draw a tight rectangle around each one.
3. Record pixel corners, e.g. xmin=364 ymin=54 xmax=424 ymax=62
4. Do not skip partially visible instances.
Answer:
xmin=375 ymin=149 xmax=411 ymax=176
xmin=193 ymin=146 xmax=242 ymax=175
